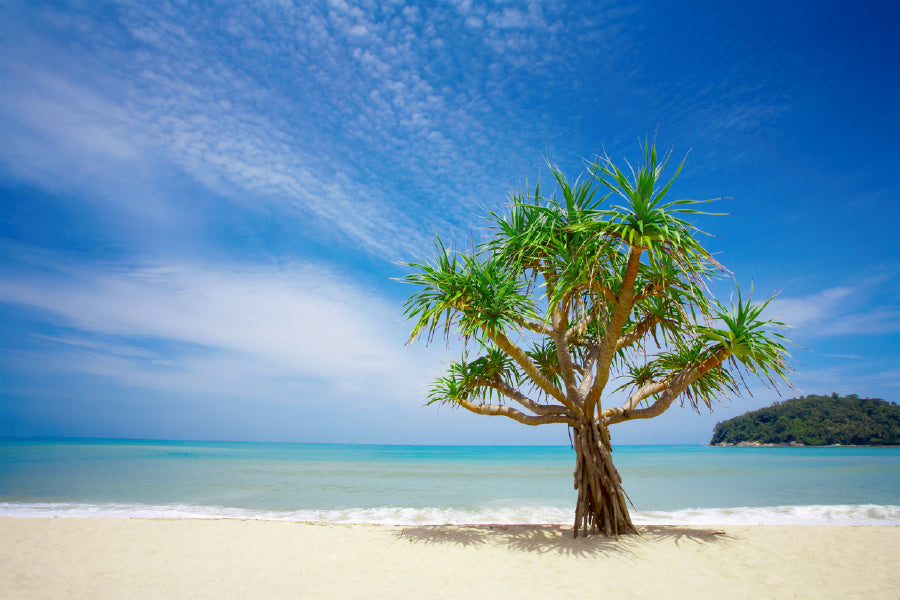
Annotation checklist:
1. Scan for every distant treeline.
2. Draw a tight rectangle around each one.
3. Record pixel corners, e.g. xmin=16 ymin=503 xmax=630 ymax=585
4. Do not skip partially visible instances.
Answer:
xmin=710 ymin=394 xmax=900 ymax=446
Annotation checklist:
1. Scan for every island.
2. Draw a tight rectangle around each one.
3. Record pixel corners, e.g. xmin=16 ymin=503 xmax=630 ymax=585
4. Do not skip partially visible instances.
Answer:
xmin=710 ymin=394 xmax=900 ymax=446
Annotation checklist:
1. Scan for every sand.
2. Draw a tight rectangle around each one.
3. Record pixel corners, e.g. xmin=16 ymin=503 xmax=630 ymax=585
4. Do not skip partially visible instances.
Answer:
xmin=0 ymin=518 xmax=897 ymax=599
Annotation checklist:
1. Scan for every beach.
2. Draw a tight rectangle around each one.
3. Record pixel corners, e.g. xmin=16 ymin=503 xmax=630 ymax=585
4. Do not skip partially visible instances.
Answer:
xmin=3 ymin=441 xmax=897 ymax=597
xmin=1 ymin=518 xmax=897 ymax=599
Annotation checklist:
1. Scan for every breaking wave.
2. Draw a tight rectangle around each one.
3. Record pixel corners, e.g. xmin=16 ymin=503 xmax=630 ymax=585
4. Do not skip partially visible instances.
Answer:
xmin=1 ymin=502 xmax=897 ymax=526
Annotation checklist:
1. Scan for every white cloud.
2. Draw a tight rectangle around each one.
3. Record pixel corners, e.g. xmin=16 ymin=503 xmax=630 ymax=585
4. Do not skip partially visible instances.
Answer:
xmin=769 ymin=286 xmax=853 ymax=328
xmin=0 ymin=1 xmax=645 ymax=262
xmin=0 ymin=67 xmax=138 ymax=185
xmin=0 ymin=259 xmax=433 ymax=403
xmin=30 ymin=334 xmax=163 ymax=361
xmin=769 ymin=281 xmax=899 ymax=337
xmin=464 ymin=16 xmax=483 ymax=29
xmin=0 ymin=7 xmax=433 ymax=259
xmin=347 ymin=23 xmax=369 ymax=37
xmin=487 ymin=8 xmax=530 ymax=29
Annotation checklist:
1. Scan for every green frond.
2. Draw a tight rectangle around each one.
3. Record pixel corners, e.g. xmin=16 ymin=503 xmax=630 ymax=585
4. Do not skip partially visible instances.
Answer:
xmin=403 ymin=141 xmax=794 ymax=425
xmin=654 ymin=339 xmax=740 ymax=411
xmin=468 ymin=346 xmax=521 ymax=388
xmin=426 ymin=348 xmax=525 ymax=407
xmin=486 ymin=167 xmax=609 ymax=277
xmin=697 ymin=287 xmax=793 ymax=390
xmin=426 ymin=362 xmax=469 ymax=406
xmin=526 ymin=339 xmax=562 ymax=388
xmin=400 ymin=240 xmax=540 ymax=344
xmin=567 ymin=143 xmax=726 ymax=272
xmin=400 ymin=237 xmax=466 ymax=344
xmin=614 ymin=362 xmax=661 ymax=395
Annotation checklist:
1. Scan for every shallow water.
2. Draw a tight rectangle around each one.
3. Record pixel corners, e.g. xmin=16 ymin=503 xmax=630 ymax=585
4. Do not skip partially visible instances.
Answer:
xmin=1 ymin=438 xmax=897 ymax=525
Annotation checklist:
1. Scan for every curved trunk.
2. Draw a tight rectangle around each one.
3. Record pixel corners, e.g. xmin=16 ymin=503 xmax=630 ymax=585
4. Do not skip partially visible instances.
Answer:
xmin=572 ymin=421 xmax=638 ymax=537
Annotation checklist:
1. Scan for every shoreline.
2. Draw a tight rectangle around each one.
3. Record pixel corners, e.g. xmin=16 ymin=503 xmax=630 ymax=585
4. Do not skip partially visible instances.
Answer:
xmin=709 ymin=441 xmax=900 ymax=447
xmin=2 ymin=518 xmax=897 ymax=599
xmin=2 ymin=501 xmax=898 ymax=526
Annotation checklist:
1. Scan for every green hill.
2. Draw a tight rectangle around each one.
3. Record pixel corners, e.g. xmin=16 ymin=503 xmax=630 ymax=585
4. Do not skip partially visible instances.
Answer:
xmin=710 ymin=394 xmax=900 ymax=446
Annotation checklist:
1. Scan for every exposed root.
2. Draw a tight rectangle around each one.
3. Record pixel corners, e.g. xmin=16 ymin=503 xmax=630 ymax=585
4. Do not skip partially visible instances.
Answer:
xmin=572 ymin=422 xmax=638 ymax=538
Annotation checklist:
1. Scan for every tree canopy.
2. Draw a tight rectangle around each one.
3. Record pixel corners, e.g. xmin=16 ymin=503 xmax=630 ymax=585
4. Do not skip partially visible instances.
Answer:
xmin=710 ymin=394 xmax=900 ymax=446
xmin=401 ymin=142 xmax=793 ymax=536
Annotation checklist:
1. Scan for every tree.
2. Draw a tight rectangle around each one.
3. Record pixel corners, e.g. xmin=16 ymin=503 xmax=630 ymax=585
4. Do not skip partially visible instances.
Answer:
xmin=401 ymin=143 xmax=792 ymax=537
xmin=709 ymin=395 xmax=900 ymax=446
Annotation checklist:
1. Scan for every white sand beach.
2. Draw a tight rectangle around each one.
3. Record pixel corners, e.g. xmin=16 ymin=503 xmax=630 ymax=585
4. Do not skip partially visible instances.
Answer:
xmin=1 ymin=518 xmax=897 ymax=599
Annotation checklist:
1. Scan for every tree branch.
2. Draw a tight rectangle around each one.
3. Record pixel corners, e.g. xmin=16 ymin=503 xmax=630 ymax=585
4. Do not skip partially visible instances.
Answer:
xmin=567 ymin=283 xmax=616 ymax=339
xmin=546 ymin=291 xmax=583 ymax=406
xmin=599 ymin=381 xmax=666 ymax=421
xmin=456 ymin=397 xmax=577 ymax=426
xmin=594 ymin=283 xmax=617 ymax=304
xmin=631 ymin=282 xmax=660 ymax=305
xmin=553 ymin=331 xmax=582 ymax=406
xmin=566 ymin=312 xmax=595 ymax=340
xmin=473 ymin=379 xmax=572 ymax=416
xmin=513 ymin=316 xmax=553 ymax=336
xmin=576 ymin=345 xmax=599 ymax=400
xmin=616 ymin=315 xmax=661 ymax=352
xmin=486 ymin=328 xmax=581 ymax=416
xmin=585 ymin=247 xmax=643 ymax=415
xmin=602 ymin=347 xmax=730 ymax=425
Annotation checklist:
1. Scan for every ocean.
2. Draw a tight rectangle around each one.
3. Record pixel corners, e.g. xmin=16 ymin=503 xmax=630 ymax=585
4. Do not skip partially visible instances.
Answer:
xmin=1 ymin=438 xmax=897 ymax=526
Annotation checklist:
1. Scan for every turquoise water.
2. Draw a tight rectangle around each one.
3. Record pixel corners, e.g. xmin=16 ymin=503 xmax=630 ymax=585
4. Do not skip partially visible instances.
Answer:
xmin=1 ymin=438 xmax=897 ymax=525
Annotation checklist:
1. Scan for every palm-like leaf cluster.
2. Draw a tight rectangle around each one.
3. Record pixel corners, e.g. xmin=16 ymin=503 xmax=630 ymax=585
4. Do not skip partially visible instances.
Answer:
xmin=402 ymin=239 xmax=540 ymax=342
xmin=403 ymin=142 xmax=791 ymax=427
xmin=652 ymin=340 xmax=740 ymax=410
xmin=699 ymin=290 xmax=793 ymax=390
xmin=427 ymin=347 xmax=521 ymax=406
xmin=589 ymin=144 xmax=716 ymax=251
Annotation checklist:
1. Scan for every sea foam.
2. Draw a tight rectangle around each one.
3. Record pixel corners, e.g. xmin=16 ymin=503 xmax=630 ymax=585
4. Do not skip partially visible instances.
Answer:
xmin=1 ymin=502 xmax=897 ymax=526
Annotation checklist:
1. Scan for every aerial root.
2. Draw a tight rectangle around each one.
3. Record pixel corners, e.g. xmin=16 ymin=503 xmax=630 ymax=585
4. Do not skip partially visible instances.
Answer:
xmin=572 ymin=424 xmax=638 ymax=538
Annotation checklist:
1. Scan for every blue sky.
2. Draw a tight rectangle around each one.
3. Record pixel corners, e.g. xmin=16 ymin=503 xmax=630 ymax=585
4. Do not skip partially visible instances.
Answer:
xmin=0 ymin=0 xmax=897 ymax=444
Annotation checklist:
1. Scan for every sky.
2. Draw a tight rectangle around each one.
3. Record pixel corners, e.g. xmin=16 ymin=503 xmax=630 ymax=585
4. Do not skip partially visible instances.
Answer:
xmin=0 ymin=0 xmax=897 ymax=445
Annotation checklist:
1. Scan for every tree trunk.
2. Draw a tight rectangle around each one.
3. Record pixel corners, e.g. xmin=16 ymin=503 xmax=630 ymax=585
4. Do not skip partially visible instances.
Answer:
xmin=572 ymin=421 xmax=638 ymax=537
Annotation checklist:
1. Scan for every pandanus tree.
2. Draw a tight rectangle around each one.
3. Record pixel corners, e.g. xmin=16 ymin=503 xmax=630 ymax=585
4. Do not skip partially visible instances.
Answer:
xmin=401 ymin=144 xmax=792 ymax=537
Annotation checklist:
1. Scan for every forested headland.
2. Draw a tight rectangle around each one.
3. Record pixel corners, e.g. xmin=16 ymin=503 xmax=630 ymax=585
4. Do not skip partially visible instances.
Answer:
xmin=710 ymin=394 xmax=900 ymax=446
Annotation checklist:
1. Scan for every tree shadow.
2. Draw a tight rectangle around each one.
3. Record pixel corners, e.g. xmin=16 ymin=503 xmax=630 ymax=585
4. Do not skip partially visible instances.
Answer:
xmin=394 ymin=524 xmax=489 ymax=548
xmin=639 ymin=525 xmax=737 ymax=546
xmin=394 ymin=524 xmax=732 ymax=557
